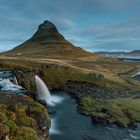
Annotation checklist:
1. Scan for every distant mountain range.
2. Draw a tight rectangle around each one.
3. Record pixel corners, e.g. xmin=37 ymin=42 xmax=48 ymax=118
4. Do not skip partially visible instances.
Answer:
xmin=129 ymin=50 xmax=140 ymax=55
xmin=97 ymin=50 xmax=140 ymax=56
xmin=4 ymin=20 xmax=92 ymax=59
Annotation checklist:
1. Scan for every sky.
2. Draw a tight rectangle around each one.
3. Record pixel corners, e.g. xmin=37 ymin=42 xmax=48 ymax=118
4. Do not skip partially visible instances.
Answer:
xmin=0 ymin=0 xmax=140 ymax=52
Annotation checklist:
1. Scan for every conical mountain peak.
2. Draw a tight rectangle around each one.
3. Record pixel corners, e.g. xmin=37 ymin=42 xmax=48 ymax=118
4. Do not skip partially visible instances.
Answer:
xmin=5 ymin=20 xmax=92 ymax=59
xmin=38 ymin=20 xmax=58 ymax=32
xmin=31 ymin=20 xmax=64 ymax=40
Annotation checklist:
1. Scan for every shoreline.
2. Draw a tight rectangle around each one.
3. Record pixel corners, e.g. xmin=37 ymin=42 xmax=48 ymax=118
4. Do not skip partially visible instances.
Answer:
xmin=50 ymin=89 xmax=140 ymax=130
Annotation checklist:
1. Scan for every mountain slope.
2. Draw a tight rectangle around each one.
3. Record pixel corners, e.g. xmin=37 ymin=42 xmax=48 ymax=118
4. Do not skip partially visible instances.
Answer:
xmin=5 ymin=20 xmax=92 ymax=59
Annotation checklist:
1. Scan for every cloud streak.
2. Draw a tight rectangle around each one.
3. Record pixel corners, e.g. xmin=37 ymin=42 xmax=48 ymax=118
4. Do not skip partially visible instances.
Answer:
xmin=0 ymin=0 xmax=140 ymax=52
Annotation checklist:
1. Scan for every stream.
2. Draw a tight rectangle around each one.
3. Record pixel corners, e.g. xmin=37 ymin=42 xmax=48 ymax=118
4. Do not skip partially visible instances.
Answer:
xmin=50 ymin=92 xmax=140 ymax=140
xmin=0 ymin=71 xmax=140 ymax=140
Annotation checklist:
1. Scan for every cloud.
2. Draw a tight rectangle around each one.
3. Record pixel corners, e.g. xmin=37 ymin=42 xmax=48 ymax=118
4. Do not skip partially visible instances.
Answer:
xmin=0 ymin=0 xmax=140 ymax=51
xmin=62 ymin=16 xmax=140 ymax=51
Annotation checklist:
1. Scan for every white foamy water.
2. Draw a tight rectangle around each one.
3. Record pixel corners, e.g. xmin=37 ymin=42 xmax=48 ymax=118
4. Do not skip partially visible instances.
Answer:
xmin=0 ymin=71 xmax=26 ymax=94
xmin=49 ymin=95 xmax=64 ymax=135
xmin=132 ymin=71 xmax=140 ymax=77
xmin=51 ymin=95 xmax=64 ymax=105
xmin=130 ymin=133 xmax=140 ymax=139
xmin=49 ymin=118 xmax=61 ymax=135
xmin=35 ymin=75 xmax=64 ymax=106
xmin=35 ymin=75 xmax=53 ymax=105
xmin=0 ymin=78 xmax=23 ymax=92
xmin=35 ymin=75 xmax=65 ymax=135
xmin=13 ymin=77 xmax=18 ymax=85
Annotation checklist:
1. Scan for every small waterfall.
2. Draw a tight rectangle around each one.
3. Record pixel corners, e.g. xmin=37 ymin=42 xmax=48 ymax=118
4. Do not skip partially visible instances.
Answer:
xmin=34 ymin=75 xmax=66 ymax=135
xmin=35 ymin=75 xmax=53 ymax=106
xmin=13 ymin=77 xmax=18 ymax=85
xmin=0 ymin=78 xmax=22 ymax=92
xmin=0 ymin=71 xmax=25 ymax=93
xmin=9 ymin=76 xmax=18 ymax=85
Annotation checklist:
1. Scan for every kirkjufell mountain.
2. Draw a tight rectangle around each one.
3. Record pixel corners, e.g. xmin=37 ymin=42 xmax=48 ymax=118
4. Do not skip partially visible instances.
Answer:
xmin=5 ymin=20 xmax=92 ymax=59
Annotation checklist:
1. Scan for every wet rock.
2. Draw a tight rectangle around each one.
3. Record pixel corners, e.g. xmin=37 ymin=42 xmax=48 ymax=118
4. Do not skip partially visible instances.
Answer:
xmin=64 ymin=81 xmax=130 ymax=101
xmin=101 ymin=108 xmax=108 ymax=113
xmin=38 ymin=99 xmax=47 ymax=106
xmin=92 ymin=117 xmax=107 ymax=126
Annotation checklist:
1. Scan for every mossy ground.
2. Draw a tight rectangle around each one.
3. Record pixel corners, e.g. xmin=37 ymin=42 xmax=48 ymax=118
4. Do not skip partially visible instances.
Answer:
xmin=0 ymin=94 xmax=50 ymax=140
xmin=80 ymin=97 xmax=140 ymax=127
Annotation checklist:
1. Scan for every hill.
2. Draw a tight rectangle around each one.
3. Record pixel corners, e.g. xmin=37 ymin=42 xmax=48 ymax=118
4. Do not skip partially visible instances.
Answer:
xmin=4 ymin=20 xmax=92 ymax=59
xmin=128 ymin=50 xmax=140 ymax=55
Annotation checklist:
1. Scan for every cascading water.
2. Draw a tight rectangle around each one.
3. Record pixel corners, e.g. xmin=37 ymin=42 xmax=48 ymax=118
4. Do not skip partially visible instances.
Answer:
xmin=13 ymin=77 xmax=18 ymax=85
xmin=35 ymin=75 xmax=64 ymax=106
xmin=35 ymin=75 xmax=53 ymax=106
xmin=34 ymin=75 xmax=65 ymax=136
xmin=0 ymin=71 xmax=26 ymax=93
xmin=0 ymin=78 xmax=21 ymax=92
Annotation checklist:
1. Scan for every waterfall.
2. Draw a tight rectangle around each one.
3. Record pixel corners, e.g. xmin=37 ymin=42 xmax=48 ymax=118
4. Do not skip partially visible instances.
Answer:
xmin=0 ymin=71 xmax=25 ymax=93
xmin=13 ymin=77 xmax=18 ymax=85
xmin=0 ymin=78 xmax=22 ymax=92
xmin=35 ymin=75 xmax=53 ymax=106
xmin=34 ymin=75 xmax=65 ymax=135
xmin=9 ymin=76 xmax=18 ymax=85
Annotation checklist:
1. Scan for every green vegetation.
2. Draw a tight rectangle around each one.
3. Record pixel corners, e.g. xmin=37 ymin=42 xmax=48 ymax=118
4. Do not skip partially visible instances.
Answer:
xmin=0 ymin=50 xmax=140 ymax=130
xmin=0 ymin=20 xmax=139 ymax=139
xmin=0 ymin=104 xmax=38 ymax=139
xmin=0 ymin=94 xmax=50 ymax=140
xmin=0 ymin=58 xmax=128 ymax=94
xmin=0 ymin=123 xmax=10 ymax=139
xmin=44 ymin=67 xmax=101 ymax=88
xmin=14 ymin=126 xmax=38 ymax=140
xmin=80 ymin=97 xmax=140 ymax=127
xmin=0 ymin=55 xmax=140 ymax=95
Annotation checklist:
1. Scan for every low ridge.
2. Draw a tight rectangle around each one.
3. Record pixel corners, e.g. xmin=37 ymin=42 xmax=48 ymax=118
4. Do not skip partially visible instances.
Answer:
xmin=5 ymin=20 xmax=93 ymax=59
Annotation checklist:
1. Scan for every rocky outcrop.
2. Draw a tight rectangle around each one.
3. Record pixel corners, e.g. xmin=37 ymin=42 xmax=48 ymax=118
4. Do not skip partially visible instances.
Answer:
xmin=31 ymin=20 xmax=65 ymax=41
xmin=80 ymin=97 xmax=139 ymax=129
xmin=64 ymin=81 xmax=130 ymax=101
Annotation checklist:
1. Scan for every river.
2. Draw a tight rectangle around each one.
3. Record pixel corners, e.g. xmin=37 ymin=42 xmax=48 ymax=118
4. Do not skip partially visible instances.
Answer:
xmin=50 ymin=92 xmax=140 ymax=140
xmin=0 ymin=71 xmax=140 ymax=140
